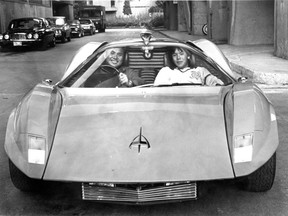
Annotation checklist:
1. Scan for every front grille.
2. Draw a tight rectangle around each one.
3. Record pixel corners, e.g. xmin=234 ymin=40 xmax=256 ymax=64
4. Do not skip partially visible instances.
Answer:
xmin=82 ymin=182 xmax=197 ymax=204
xmin=11 ymin=33 xmax=26 ymax=40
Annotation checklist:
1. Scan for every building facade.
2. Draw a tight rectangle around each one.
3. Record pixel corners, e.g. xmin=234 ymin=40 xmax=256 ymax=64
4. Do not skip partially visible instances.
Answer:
xmin=90 ymin=0 xmax=155 ymax=19
xmin=0 ymin=0 xmax=52 ymax=33
xmin=0 ymin=0 xmax=74 ymax=33
xmin=164 ymin=0 xmax=288 ymax=60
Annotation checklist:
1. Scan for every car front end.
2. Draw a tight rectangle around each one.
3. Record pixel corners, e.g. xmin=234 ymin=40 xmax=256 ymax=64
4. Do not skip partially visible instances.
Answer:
xmin=70 ymin=24 xmax=82 ymax=37
xmin=0 ymin=31 xmax=44 ymax=48
xmin=81 ymin=24 xmax=92 ymax=33
xmin=4 ymin=32 xmax=279 ymax=205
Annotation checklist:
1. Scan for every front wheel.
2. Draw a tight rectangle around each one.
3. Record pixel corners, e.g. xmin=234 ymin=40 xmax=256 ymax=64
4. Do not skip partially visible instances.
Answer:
xmin=239 ymin=153 xmax=276 ymax=192
xmin=39 ymin=39 xmax=48 ymax=51
xmin=9 ymin=159 xmax=42 ymax=192
xmin=49 ymin=36 xmax=56 ymax=47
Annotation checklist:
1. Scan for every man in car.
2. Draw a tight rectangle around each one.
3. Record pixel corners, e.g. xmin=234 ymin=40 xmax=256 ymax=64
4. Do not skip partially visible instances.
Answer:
xmin=85 ymin=47 xmax=144 ymax=87
xmin=106 ymin=47 xmax=144 ymax=87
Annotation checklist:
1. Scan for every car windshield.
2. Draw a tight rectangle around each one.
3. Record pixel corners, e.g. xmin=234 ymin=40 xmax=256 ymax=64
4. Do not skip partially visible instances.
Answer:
xmin=79 ymin=20 xmax=90 ymax=24
xmin=79 ymin=10 xmax=101 ymax=18
xmin=70 ymin=20 xmax=80 ymax=25
xmin=60 ymin=44 xmax=233 ymax=88
xmin=9 ymin=19 xmax=42 ymax=29
xmin=47 ymin=18 xmax=65 ymax=26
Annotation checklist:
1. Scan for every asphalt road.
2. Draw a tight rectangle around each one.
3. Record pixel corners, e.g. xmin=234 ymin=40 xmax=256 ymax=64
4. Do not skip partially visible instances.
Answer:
xmin=0 ymin=28 xmax=288 ymax=216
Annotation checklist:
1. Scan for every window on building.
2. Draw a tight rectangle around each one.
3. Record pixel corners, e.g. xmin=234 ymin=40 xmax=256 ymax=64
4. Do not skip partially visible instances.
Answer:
xmin=111 ymin=0 xmax=115 ymax=7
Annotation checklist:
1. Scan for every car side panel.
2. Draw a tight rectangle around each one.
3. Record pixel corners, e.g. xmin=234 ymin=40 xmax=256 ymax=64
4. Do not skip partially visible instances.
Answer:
xmin=230 ymin=82 xmax=278 ymax=177
xmin=4 ymin=84 xmax=62 ymax=179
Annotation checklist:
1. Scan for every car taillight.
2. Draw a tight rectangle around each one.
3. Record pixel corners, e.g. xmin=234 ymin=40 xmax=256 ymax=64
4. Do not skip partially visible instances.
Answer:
xmin=0 ymin=34 xmax=3 ymax=40
xmin=4 ymin=34 xmax=9 ymax=39
xmin=28 ymin=135 xmax=46 ymax=164
xmin=233 ymin=133 xmax=253 ymax=163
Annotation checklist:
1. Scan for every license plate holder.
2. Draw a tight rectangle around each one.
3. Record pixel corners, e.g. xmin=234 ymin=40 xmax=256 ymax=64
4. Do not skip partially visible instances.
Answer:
xmin=13 ymin=42 xmax=22 ymax=46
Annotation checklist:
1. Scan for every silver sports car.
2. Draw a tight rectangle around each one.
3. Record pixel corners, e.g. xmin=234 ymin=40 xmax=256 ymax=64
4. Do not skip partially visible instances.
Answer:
xmin=5 ymin=31 xmax=278 ymax=204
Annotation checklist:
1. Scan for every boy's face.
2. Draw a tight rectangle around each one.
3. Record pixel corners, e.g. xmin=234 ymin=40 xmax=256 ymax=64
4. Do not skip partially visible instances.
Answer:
xmin=172 ymin=48 xmax=189 ymax=69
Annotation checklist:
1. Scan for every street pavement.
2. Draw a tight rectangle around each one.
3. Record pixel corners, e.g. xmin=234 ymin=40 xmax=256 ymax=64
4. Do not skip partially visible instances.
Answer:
xmin=156 ymin=29 xmax=288 ymax=86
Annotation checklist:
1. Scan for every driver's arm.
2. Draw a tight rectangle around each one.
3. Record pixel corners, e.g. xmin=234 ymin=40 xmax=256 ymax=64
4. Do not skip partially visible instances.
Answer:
xmin=120 ymin=67 xmax=145 ymax=87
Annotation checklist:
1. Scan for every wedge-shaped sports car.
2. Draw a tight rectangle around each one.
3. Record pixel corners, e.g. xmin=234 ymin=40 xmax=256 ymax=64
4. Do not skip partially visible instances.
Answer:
xmin=5 ymin=32 xmax=278 ymax=205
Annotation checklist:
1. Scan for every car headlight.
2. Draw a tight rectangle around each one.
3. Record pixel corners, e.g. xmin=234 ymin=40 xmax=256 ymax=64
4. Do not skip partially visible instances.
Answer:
xmin=75 ymin=27 xmax=78 ymax=31
xmin=233 ymin=133 xmax=253 ymax=163
xmin=27 ymin=33 xmax=32 ymax=39
xmin=33 ymin=33 xmax=39 ymax=39
xmin=0 ymin=34 xmax=3 ymax=40
xmin=4 ymin=34 xmax=9 ymax=39
xmin=28 ymin=135 xmax=46 ymax=164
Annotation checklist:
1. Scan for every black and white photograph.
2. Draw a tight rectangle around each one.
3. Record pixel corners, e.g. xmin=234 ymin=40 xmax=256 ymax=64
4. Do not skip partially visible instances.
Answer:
xmin=0 ymin=0 xmax=288 ymax=215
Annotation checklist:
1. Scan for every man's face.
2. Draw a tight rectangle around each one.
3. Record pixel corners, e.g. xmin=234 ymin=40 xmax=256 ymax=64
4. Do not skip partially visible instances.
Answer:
xmin=106 ymin=48 xmax=124 ymax=68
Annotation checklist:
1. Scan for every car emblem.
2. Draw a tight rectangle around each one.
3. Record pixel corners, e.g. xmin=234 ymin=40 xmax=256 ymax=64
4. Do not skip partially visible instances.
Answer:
xmin=129 ymin=127 xmax=150 ymax=153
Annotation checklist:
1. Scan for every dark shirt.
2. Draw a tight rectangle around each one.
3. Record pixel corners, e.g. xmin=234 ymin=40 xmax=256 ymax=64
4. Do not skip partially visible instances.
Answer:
xmin=84 ymin=66 xmax=144 ymax=87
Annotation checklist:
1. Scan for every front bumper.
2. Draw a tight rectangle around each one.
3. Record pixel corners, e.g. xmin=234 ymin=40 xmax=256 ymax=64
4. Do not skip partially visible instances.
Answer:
xmin=82 ymin=181 xmax=197 ymax=204
xmin=0 ymin=39 xmax=42 ymax=47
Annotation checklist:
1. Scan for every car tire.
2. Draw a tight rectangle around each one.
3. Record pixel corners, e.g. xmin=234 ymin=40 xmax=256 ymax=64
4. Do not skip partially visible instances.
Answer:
xmin=49 ymin=36 xmax=56 ymax=47
xmin=9 ymin=159 xmax=41 ymax=192
xmin=61 ymin=35 xmax=66 ymax=43
xmin=39 ymin=39 xmax=48 ymax=51
xmin=0 ymin=45 xmax=9 ymax=52
xmin=240 ymin=152 xmax=276 ymax=192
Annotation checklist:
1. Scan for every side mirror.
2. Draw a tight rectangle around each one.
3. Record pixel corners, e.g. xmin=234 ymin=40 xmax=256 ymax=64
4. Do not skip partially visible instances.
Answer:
xmin=238 ymin=77 xmax=248 ymax=83
xmin=43 ymin=79 xmax=52 ymax=85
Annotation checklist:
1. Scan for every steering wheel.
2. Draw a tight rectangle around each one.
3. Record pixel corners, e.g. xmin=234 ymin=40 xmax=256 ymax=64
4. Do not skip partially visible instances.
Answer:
xmin=99 ymin=65 xmax=120 ymax=77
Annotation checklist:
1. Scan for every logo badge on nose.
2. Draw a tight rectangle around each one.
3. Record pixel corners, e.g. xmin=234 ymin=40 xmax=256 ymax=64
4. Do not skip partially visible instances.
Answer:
xmin=129 ymin=127 xmax=150 ymax=153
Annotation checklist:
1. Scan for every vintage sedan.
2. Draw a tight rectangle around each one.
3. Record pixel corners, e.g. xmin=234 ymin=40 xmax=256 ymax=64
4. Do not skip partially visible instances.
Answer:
xmin=79 ymin=18 xmax=96 ymax=35
xmin=5 ymin=32 xmax=278 ymax=204
xmin=0 ymin=17 xmax=56 ymax=50
xmin=46 ymin=16 xmax=71 ymax=43
xmin=69 ymin=20 xmax=85 ymax=38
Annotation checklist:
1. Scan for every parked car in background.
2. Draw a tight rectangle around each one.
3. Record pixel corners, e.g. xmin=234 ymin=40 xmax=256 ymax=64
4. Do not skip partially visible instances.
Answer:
xmin=69 ymin=20 xmax=84 ymax=38
xmin=79 ymin=18 xmax=96 ymax=35
xmin=46 ymin=16 xmax=71 ymax=43
xmin=0 ymin=17 xmax=56 ymax=51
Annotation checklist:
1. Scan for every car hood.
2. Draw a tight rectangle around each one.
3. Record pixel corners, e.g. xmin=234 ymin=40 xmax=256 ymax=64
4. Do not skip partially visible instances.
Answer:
xmin=7 ymin=28 xmax=42 ymax=33
xmin=51 ymin=24 xmax=64 ymax=29
xmin=43 ymin=86 xmax=234 ymax=182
